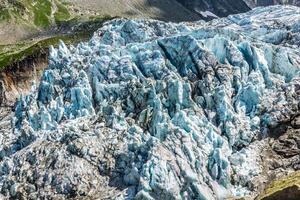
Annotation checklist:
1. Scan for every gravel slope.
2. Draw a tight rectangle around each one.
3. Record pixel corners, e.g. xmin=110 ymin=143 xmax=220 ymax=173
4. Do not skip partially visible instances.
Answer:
xmin=67 ymin=0 xmax=200 ymax=22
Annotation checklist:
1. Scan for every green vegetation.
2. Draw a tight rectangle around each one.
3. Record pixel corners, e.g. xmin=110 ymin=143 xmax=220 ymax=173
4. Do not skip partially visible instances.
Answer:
xmin=0 ymin=9 xmax=10 ymax=21
xmin=0 ymin=34 xmax=79 ymax=68
xmin=54 ymin=2 xmax=71 ymax=23
xmin=0 ymin=16 xmax=113 ymax=68
xmin=32 ymin=0 xmax=53 ymax=27
xmin=258 ymin=172 xmax=300 ymax=200
xmin=0 ymin=0 xmax=71 ymax=28
xmin=0 ymin=0 xmax=24 ymax=21
xmin=0 ymin=0 xmax=115 ymax=69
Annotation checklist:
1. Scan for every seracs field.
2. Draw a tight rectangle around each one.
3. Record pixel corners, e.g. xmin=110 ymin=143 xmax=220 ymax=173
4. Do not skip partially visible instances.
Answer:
xmin=0 ymin=5 xmax=300 ymax=200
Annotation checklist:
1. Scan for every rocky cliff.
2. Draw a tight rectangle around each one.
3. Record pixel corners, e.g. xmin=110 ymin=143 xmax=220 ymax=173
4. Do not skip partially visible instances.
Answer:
xmin=176 ymin=0 xmax=250 ymax=19
xmin=175 ymin=0 xmax=300 ymax=20
xmin=244 ymin=0 xmax=300 ymax=7
xmin=0 ymin=5 xmax=299 ymax=200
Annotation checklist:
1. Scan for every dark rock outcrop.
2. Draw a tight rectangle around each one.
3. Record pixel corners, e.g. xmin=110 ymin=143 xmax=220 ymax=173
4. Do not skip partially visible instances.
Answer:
xmin=176 ymin=0 xmax=300 ymax=20
xmin=176 ymin=0 xmax=250 ymax=19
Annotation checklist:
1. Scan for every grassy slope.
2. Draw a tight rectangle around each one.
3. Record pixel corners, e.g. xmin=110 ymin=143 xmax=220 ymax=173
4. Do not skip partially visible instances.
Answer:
xmin=0 ymin=16 xmax=113 ymax=68
xmin=0 ymin=0 xmax=71 ymax=28
xmin=0 ymin=34 xmax=83 ymax=68
xmin=258 ymin=172 xmax=300 ymax=200
xmin=0 ymin=1 xmax=113 ymax=69
xmin=68 ymin=0 xmax=200 ymax=22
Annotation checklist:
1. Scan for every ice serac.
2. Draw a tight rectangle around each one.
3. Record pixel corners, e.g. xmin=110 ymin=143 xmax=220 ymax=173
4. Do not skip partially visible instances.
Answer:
xmin=1 ymin=5 xmax=300 ymax=200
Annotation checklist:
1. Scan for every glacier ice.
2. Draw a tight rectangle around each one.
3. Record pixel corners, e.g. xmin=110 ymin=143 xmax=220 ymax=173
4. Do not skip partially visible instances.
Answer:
xmin=1 ymin=5 xmax=300 ymax=200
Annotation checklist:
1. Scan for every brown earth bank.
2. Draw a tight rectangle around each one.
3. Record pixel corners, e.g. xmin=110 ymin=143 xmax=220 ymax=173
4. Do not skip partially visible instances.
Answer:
xmin=0 ymin=52 xmax=48 ymax=106
xmin=0 ymin=16 xmax=112 ymax=107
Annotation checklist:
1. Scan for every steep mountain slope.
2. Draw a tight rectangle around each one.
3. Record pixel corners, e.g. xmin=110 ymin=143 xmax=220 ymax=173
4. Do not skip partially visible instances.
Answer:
xmin=66 ymin=0 xmax=200 ymax=22
xmin=176 ymin=0 xmax=251 ymax=19
xmin=69 ymin=0 xmax=300 ymax=22
xmin=175 ymin=0 xmax=300 ymax=19
xmin=0 ymin=5 xmax=299 ymax=200
xmin=0 ymin=0 xmax=72 ymax=44
xmin=0 ymin=0 xmax=71 ymax=27
xmin=244 ymin=0 xmax=300 ymax=7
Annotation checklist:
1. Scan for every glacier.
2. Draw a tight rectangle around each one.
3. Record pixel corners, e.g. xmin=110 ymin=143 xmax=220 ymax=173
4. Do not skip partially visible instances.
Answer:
xmin=0 ymin=5 xmax=300 ymax=200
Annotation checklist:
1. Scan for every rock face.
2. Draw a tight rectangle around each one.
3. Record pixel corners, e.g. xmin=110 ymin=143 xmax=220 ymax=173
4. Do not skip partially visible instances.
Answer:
xmin=244 ymin=0 xmax=300 ymax=8
xmin=175 ymin=0 xmax=300 ymax=20
xmin=258 ymin=172 xmax=300 ymax=200
xmin=0 ymin=5 xmax=300 ymax=200
xmin=0 ymin=54 xmax=48 ymax=106
xmin=176 ymin=0 xmax=250 ymax=19
xmin=66 ymin=0 xmax=201 ymax=22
